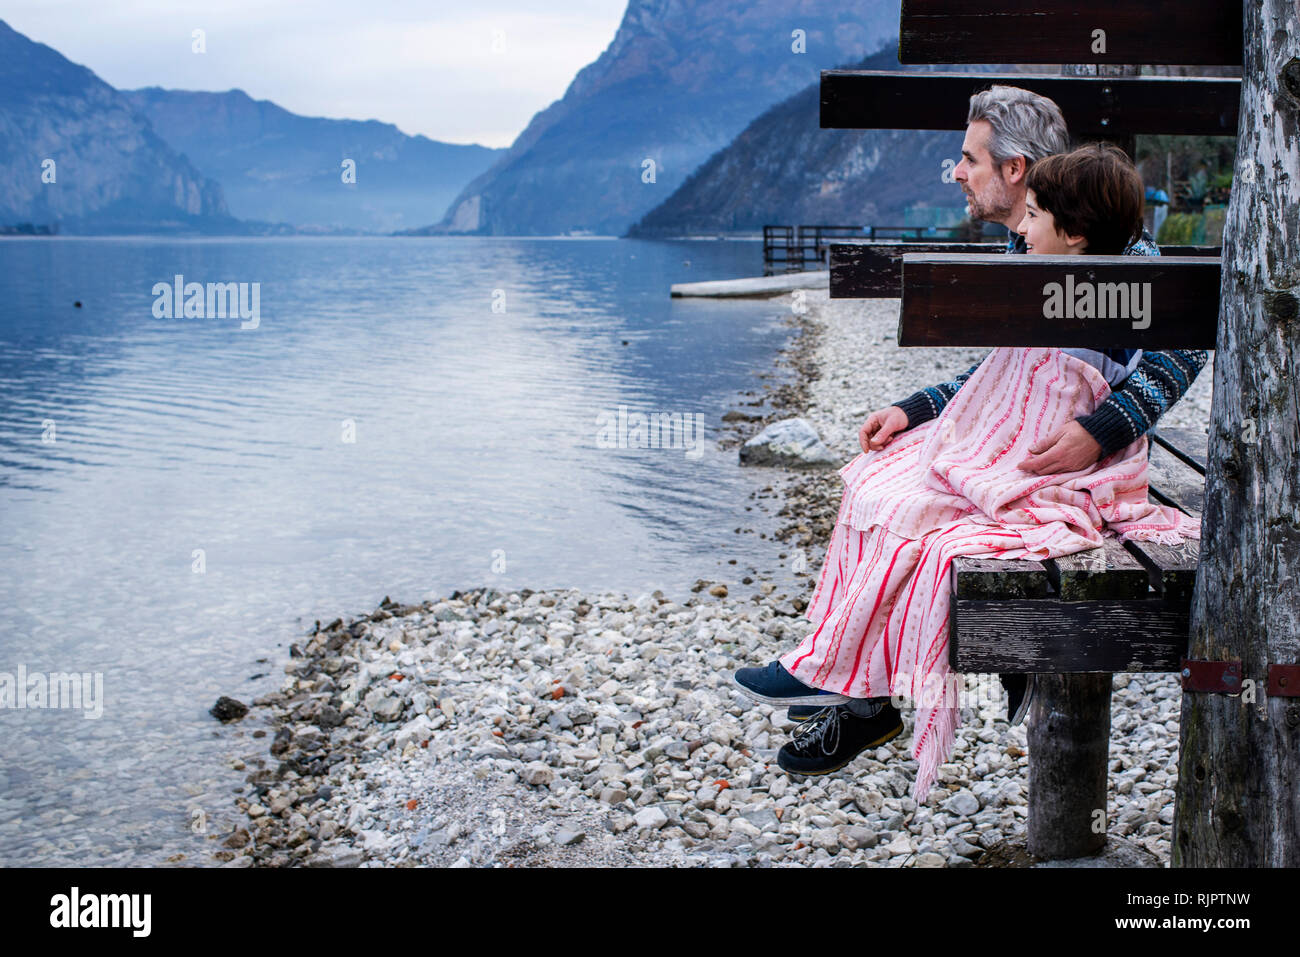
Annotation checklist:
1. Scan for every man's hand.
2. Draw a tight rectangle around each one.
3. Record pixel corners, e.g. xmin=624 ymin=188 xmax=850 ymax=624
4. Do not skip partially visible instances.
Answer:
xmin=859 ymin=406 xmax=910 ymax=454
xmin=1019 ymin=420 xmax=1103 ymax=474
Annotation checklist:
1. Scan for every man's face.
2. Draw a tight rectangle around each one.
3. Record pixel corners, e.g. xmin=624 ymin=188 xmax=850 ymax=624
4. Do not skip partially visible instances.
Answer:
xmin=954 ymin=120 xmax=1020 ymax=225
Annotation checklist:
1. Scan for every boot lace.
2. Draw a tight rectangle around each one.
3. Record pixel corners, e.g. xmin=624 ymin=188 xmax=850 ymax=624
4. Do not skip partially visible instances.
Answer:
xmin=791 ymin=705 xmax=843 ymax=756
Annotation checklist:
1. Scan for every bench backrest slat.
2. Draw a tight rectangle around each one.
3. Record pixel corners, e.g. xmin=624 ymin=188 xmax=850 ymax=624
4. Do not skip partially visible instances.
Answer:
xmin=821 ymin=71 xmax=1240 ymax=138
xmin=899 ymin=0 xmax=1243 ymax=65
xmin=830 ymin=243 xmax=1222 ymax=299
xmin=898 ymin=253 xmax=1219 ymax=349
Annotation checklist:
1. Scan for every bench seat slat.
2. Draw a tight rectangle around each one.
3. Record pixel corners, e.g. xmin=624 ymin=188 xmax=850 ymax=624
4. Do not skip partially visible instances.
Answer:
xmin=1150 ymin=427 xmax=1209 ymax=474
xmin=1148 ymin=442 xmax=1207 ymax=515
xmin=1047 ymin=537 xmax=1150 ymax=600
xmin=951 ymin=554 xmax=1053 ymax=600
xmin=1122 ymin=539 xmax=1199 ymax=604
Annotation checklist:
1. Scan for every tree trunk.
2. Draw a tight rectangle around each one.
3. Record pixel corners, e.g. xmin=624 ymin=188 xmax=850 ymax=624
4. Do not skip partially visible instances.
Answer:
xmin=1174 ymin=0 xmax=1300 ymax=867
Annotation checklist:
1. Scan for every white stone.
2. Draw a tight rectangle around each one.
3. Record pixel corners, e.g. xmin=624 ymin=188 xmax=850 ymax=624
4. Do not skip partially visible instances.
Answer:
xmin=739 ymin=418 xmax=839 ymax=469
xmin=635 ymin=807 xmax=669 ymax=830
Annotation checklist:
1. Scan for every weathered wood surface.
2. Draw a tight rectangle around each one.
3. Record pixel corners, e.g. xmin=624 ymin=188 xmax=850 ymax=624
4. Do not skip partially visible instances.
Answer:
xmin=830 ymin=242 xmax=1001 ymax=298
xmin=949 ymin=428 xmax=1207 ymax=672
xmin=1151 ymin=428 xmax=1208 ymax=475
xmin=899 ymin=1 xmax=1242 ymax=65
xmin=1175 ymin=0 xmax=1300 ymax=869
xmin=1148 ymin=439 xmax=1206 ymax=515
xmin=1049 ymin=536 xmax=1150 ymax=601
xmin=949 ymin=598 xmax=1189 ymax=672
xmin=1151 ymin=426 xmax=1208 ymax=468
xmin=830 ymin=244 xmax=1222 ymax=299
xmin=898 ymin=254 xmax=1220 ymax=349
xmin=820 ymin=72 xmax=1241 ymax=138
xmin=951 ymin=554 xmax=1051 ymax=600
xmin=1124 ymin=430 xmax=1206 ymax=605
xmin=1027 ymin=673 xmax=1112 ymax=859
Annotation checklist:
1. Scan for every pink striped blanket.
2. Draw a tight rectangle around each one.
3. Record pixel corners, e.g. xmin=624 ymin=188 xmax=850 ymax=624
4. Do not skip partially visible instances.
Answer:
xmin=779 ymin=346 xmax=1200 ymax=803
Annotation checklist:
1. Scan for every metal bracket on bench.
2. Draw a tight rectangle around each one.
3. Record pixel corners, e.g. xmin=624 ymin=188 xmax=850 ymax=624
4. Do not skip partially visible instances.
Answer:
xmin=1267 ymin=664 xmax=1300 ymax=697
xmin=1180 ymin=658 xmax=1243 ymax=693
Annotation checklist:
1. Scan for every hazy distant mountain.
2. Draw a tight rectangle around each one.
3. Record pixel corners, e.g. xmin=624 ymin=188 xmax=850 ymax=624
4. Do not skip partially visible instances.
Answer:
xmin=0 ymin=19 xmax=234 ymax=233
xmin=123 ymin=88 xmax=502 ymax=234
xmin=414 ymin=0 xmax=904 ymax=236
xmin=629 ymin=46 xmax=997 ymax=236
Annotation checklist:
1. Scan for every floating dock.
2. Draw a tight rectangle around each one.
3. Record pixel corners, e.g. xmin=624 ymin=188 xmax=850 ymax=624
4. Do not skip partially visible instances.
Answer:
xmin=670 ymin=271 xmax=829 ymax=298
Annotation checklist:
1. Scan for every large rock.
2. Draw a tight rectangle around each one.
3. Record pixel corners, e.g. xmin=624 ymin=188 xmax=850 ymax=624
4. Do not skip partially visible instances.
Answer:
xmin=739 ymin=418 xmax=839 ymax=469
xmin=209 ymin=696 xmax=248 ymax=722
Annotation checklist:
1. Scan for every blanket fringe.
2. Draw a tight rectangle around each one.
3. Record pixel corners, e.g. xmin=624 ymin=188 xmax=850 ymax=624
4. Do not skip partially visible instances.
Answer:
xmin=911 ymin=704 xmax=960 ymax=805
xmin=1116 ymin=518 xmax=1202 ymax=546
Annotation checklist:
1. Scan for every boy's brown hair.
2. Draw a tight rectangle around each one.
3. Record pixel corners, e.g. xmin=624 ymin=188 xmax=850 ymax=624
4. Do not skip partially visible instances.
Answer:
xmin=1025 ymin=142 xmax=1145 ymax=254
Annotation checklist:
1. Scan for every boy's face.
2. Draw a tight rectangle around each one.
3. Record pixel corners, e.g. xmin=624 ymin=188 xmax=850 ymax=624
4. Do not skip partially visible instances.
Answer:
xmin=1017 ymin=189 xmax=1087 ymax=254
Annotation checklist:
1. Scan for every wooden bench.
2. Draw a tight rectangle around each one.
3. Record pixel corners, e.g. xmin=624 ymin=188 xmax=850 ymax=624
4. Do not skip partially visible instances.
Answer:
xmin=815 ymin=0 xmax=1238 ymax=861
xmin=763 ymin=226 xmax=983 ymax=276
xmin=876 ymin=257 xmax=1215 ymax=860
xmin=950 ymin=426 xmax=1207 ymax=678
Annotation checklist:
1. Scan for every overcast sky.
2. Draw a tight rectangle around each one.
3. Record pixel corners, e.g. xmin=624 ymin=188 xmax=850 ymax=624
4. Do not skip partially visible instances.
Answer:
xmin=2 ymin=0 xmax=628 ymax=148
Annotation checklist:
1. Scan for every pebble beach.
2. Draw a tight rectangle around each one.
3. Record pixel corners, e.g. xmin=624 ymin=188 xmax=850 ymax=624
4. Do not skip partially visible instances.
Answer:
xmin=213 ymin=288 xmax=1216 ymax=869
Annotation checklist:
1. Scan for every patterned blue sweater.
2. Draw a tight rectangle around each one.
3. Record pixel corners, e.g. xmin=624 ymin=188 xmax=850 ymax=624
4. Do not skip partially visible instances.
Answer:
xmin=890 ymin=229 xmax=1209 ymax=456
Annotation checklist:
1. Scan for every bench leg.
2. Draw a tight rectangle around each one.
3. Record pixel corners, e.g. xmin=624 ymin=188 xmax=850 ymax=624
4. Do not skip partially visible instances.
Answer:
xmin=1026 ymin=673 xmax=1112 ymax=859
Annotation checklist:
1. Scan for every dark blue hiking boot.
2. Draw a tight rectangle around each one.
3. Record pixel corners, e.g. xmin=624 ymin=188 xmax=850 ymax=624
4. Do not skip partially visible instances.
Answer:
xmin=787 ymin=704 xmax=829 ymax=722
xmin=777 ymin=701 xmax=904 ymax=776
xmin=732 ymin=660 xmax=848 ymax=707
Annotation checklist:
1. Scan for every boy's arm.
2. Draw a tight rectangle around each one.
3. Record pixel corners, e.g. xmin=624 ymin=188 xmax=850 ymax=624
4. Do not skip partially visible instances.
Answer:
xmin=890 ymin=357 xmax=986 ymax=428
xmin=1075 ymin=349 xmax=1210 ymax=456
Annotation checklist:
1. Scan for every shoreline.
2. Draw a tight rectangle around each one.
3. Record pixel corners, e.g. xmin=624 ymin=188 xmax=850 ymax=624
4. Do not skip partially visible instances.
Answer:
xmin=213 ymin=289 xmax=1212 ymax=868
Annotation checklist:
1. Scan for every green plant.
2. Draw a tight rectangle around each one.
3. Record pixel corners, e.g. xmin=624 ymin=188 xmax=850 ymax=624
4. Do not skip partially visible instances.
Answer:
xmin=1207 ymin=171 xmax=1234 ymax=205
xmin=1157 ymin=212 xmax=1206 ymax=245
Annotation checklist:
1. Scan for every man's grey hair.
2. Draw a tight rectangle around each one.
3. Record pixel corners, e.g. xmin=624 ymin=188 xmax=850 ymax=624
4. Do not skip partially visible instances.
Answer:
xmin=967 ymin=85 xmax=1070 ymax=167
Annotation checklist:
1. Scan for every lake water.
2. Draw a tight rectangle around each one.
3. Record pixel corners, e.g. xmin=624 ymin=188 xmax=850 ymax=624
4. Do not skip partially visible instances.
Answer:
xmin=0 ymin=236 xmax=805 ymax=865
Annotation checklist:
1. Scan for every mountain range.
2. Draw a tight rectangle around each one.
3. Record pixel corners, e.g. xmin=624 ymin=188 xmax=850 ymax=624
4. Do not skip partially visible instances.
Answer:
xmin=121 ymin=88 xmax=501 ymax=234
xmin=0 ymin=19 xmax=232 ymax=233
xmin=2 ymin=3 xmax=997 ymax=238
xmin=0 ymin=18 xmax=501 ymax=234
xmin=412 ymin=0 xmax=905 ymax=236
xmin=629 ymin=48 xmax=994 ymax=236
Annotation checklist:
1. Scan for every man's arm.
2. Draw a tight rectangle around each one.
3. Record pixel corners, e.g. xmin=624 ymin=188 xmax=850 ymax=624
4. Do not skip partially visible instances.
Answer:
xmin=1075 ymin=349 xmax=1210 ymax=457
xmin=890 ymin=356 xmax=987 ymax=428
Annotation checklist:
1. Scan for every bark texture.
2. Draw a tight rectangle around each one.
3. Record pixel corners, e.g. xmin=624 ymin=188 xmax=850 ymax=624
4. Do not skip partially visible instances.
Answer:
xmin=1174 ymin=0 xmax=1300 ymax=867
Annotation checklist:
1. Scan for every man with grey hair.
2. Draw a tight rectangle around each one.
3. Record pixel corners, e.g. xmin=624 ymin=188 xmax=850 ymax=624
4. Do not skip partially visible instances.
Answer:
xmin=751 ymin=86 xmax=1210 ymax=763
xmin=872 ymin=84 xmax=1204 ymax=492
xmin=956 ymin=85 xmax=1071 ymax=225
